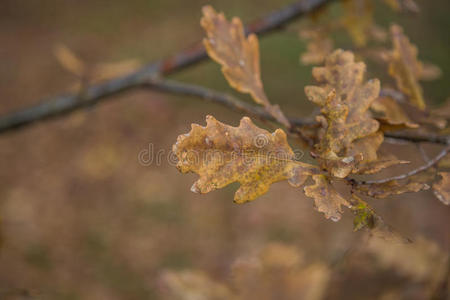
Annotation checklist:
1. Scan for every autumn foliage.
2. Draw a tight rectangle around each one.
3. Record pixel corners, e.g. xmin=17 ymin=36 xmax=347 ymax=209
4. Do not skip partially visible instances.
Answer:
xmin=173 ymin=5 xmax=450 ymax=233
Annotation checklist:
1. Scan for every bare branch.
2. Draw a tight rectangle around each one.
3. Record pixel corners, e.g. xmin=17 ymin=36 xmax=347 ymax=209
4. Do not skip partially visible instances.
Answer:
xmin=0 ymin=0 xmax=335 ymax=134
xmin=145 ymin=78 xmax=315 ymax=126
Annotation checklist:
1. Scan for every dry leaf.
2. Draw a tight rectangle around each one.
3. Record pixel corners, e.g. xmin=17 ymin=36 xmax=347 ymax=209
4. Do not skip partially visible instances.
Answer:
xmin=341 ymin=0 xmax=374 ymax=47
xmin=432 ymin=172 xmax=450 ymax=205
xmin=93 ymin=59 xmax=141 ymax=82
xmin=371 ymin=96 xmax=419 ymax=129
xmin=173 ymin=116 xmax=317 ymax=203
xmin=305 ymin=49 xmax=392 ymax=177
xmin=299 ymin=28 xmax=334 ymax=65
xmin=304 ymin=174 xmax=350 ymax=221
xmin=201 ymin=6 xmax=289 ymax=127
xmin=388 ymin=24 xmax=426 ymax=110
xmin=367 ymin=236 xmax=448 ymax=282
xmin=231 ymin=243 xmax=330 ymax=300
xmin=54 ymin=44 xmax=85 ymax=77
xmin=160 ymin=270 xmax=234 ymax=300
xmin=356 ymin=179 xmax=430 ymax=199
xmin=402 ymin=101 xmax=448 ymax=129
xmin=54 ymin=44 xmax=141 ymax=89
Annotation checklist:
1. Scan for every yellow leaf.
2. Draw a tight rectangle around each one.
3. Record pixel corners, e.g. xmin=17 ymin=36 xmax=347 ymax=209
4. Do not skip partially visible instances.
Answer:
xmin=305 ymin=49 xmax=391 ymax=177
xmin=433 ymin=172 xmax=450 ymax=205
xmin=54 ymin=44 xmax=85 ymax=77
xmin=201 ymin=6 xmax=289 ymax=127
xmin=93 ymin=59 xmax=141 ymax=82
xmin=304 ymin=174 xmax=350 ymax=221
xmin=173 ymin=115 xmax=317 ymax=203
xmin=388 ymin=24 xmax=426 ymax=110
xmin=341 ymin=0 xmax=374 ymax=47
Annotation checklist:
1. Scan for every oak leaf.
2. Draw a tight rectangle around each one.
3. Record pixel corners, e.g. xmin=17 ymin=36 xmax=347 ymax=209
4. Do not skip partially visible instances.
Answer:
xmin=201 ymin=6 xmax=289 ymax=127
xmin=341 ymin=0 xmax=374 ymax=47
xmin=388 ymin=24 xmax=426 ymax=110
xmin=173 ymin=116 xmax=317 ymax=203
xmin=304 ymin=174 xmax=350 ymax=221
xmin=305 ymin=49 xmax=395 ymax=178
xmin=299 ymin=28 xmax=333 ymax=65
xmin=433 ymin=172 xmax=450 ymax=205
xmin=355 ymin=179 xmax=429 ymax=199
xmin=371 ymin=96 xmax=419 ymax=129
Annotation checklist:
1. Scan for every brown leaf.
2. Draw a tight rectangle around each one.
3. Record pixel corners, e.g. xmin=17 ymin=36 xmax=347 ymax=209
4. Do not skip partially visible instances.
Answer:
xmin=341 ymin=0 xmax=374 ymax=47
xmin=356 ymin=179 xmax=430 ymax=199
xmin=201 ymin=6 xmax=289 ymax=127
xmin=433 ymin=172 xmax=450 ymax=205
xmin=367 ymin=236 xmax=448 ymax=282
xmin=299 ymin=28 xmax=334 ymax=65
xmin=371 ymin=96 xmax=419 ymax=129
xmin=388 ymin=24 xmax=426 ymax=110
xmin=304 ymin=174 xmax=350 ymax=221
xmin=231 ymin=243 xmax=330 ymax=300
xmin=305 ymin=49 xmax=391 ymax=178
xmin=173 ymin=116 xmax=317 ymax=203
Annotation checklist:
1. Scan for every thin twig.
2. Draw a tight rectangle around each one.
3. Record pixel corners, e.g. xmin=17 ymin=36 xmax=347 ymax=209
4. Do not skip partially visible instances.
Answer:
xmin=416 ymin=143 xmax=430 ymax=162
xmin=144 ymin=78 xmax=316 ymax=127
xmin=0 ymin=0 xmax=335 ymax=134
xmin=362 ymin=145 xmax=450 ymax=184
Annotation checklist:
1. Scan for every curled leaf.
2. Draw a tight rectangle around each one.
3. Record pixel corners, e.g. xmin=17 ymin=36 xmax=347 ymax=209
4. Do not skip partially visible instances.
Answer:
xmin=201 ymin=6 xmax=289 ymax=127
xmin=305 ymin=49 xmax=392 ymax=177
xmin=388 ymin=24 xmax=426 ymax=110
xmin=371 ymin=96 xmax=419 ymax=129
xmin=433 ymin=172 xmax=450 ymax=205
xmin=356 ymin=179 xmax=429 ymax=199
xmin=304 ymin=174 xmax=350 ymax=221
xmin=173 ymin=116 xmax=317 ymax=203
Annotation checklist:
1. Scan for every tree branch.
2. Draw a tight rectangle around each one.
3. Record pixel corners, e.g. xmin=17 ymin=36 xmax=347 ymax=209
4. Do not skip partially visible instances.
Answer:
xmin=144 ymin=78 xmax=316 ymax=127
xmin=362 ymin=144 xmax=450 ymax=184
xmin=0 ymin=0 xmax=335 ymax=134
xmin=143 ymin=78 xmax=450 ymax=145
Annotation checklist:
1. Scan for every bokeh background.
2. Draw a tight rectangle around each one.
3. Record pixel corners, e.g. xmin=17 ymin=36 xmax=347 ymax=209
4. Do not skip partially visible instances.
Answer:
xmin=0 ymin=0 xmax=449 ymax=299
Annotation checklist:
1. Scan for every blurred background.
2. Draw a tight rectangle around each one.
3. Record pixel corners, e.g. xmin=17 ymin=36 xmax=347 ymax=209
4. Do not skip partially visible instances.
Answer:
xmin=0 ymin=0 xmax=449 ymax=299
